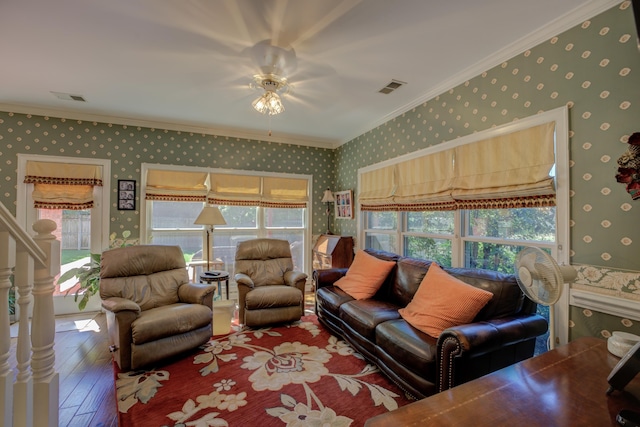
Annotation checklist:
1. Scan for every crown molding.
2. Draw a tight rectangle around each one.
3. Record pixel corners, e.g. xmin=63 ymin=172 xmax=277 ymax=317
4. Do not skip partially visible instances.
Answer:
xmin=0 ymin=103 xmax=341 ymax=150
xmin=341 ymin=0 xmax=623 ymax=146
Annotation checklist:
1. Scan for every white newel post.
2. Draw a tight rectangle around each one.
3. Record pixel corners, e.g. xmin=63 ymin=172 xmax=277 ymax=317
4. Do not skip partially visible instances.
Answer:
xmin=0 ymin=232 xmax=16 ymax=427
xmin=13 ymin=250 xmax=34 ymax=427
xmin=31 ymin=220 xmax=60 ymax=427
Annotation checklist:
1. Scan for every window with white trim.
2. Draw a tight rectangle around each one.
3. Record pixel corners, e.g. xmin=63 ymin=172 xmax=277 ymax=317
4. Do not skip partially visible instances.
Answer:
xmin=141 ymin=164 xmax=311 ymax=279
xmin=359 ymin=107 xmax=570 ymax=347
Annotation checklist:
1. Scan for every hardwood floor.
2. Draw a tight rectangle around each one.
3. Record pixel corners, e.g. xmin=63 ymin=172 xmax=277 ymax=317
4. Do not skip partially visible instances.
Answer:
xmin=9 ymin=312 xmax=118 ymax=427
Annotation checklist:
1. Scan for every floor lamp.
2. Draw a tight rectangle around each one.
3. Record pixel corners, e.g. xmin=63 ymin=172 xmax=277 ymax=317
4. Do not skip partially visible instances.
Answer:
xmin=321 ymin=188 xmax=335 ymax=235
xmin=194 ymin=206 xmax=226 ymax=271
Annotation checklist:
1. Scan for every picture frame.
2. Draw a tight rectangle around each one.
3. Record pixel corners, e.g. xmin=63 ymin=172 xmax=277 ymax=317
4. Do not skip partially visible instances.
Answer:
xmin=334 ymin=190 xmax=353 ymax=219
xmin=117 ymin=180 xmax=136 ymax=210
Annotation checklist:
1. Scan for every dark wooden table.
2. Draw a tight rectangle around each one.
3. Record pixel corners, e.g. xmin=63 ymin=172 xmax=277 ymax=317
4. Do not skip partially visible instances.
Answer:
xmin=366 ymin=337 xmax=640 ymax=426
xmin=199 ymin=270 xmax=230 ymax=300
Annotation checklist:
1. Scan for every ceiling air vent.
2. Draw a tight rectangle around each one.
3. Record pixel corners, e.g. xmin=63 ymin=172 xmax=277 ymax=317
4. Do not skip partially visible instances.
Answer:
xmin=378 ymin=79 xmax=406 ymax=94
xmin=51 ymin=91 xmax=86 ymax=102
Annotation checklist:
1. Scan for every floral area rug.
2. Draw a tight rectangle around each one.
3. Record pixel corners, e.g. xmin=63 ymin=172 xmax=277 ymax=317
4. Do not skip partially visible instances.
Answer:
xmin=114 ymin=315 xmax=413 ymax=426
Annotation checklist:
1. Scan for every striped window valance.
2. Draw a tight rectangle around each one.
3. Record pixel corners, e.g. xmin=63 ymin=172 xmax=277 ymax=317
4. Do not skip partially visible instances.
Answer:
xmin=360 ymin=121 xmax=557 ymax=211
xmin=207 ymin=173 xmax=308 ymax=208
xmin=145 ymin=170 xmax=208 ymax=202
xmin=24 ymin=161 xmax=103 ymax=210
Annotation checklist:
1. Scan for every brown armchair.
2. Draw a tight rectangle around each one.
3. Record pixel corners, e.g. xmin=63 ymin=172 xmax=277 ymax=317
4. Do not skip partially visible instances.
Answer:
xmin=234 ymin=238 xmax=307 ymax=327
xmin=99 ymin=245 xmax=216 ymax=371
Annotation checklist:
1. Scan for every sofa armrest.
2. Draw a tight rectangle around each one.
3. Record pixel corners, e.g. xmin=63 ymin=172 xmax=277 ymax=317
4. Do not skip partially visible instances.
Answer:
xmin=101 ymin=297 xmax=141 ymax=314
xmin=313 ymin=268 xmax=348 ymax=290
xmin=178 ymin=282 xmax=216 ymax=307
xmin=436 ymin=313 xmax=548 ymax=391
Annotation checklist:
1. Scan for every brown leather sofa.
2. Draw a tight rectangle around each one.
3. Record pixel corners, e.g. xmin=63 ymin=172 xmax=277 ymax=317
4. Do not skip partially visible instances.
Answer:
xmin=235 ymin=238 xmax=307 ymax=327
xmin=314 ymin=249 xmax=547 ymax=399
xmin=100 ymin=245 xmax=216 ymax=371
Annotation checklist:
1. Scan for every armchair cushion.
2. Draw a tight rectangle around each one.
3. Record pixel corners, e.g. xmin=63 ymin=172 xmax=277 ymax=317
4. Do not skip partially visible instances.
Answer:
xmin=399 ymin=263 xmax=493 ymax=338
xmin=131 ymin=303 xmax=212 ymax=344
xmin=244 ymin=285 xmax=302 ymax=311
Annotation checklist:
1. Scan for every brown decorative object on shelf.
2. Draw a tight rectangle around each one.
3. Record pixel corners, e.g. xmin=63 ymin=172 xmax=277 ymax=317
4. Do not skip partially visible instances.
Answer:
xmin=312 ymin=234 xmax=354 ymax=270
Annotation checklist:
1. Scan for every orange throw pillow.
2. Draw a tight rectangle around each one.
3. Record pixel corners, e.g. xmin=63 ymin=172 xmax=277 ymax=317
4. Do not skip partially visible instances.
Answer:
xmin=334 ymin=250 xmax=396 ymax=300
xmin=399 ymin=263 xmax=493 ymax=338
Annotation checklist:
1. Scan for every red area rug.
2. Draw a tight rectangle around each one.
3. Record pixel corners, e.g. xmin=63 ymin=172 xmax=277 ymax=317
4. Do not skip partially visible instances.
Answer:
xmin=114 ymin=315 xmax=413 ymax=426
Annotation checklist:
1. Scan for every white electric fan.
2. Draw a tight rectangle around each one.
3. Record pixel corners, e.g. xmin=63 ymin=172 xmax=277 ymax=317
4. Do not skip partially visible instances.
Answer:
xmin=514 ymin=247 xmax=577 ymax=350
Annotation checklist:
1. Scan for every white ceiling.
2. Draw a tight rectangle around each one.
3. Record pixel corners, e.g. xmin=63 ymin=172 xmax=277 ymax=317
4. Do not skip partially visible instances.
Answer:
xmin=0 ymin=0 xmax=616 ymax=148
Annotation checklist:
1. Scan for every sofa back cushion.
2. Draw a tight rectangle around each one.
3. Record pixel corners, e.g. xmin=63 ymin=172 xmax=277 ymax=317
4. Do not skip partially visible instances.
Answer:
xmin=443 ymin=267 xmax=525 ymax=319
xmin=362 ymin=249 xmax=527 ymax=320
xmin=100 ymin=245 xmax=189 ymax=311
xmin=399 ymin=263 xmax=494 ymax=337
xmin=392 ymin=257 xmax=433 ymax=307
xmin=334 ymin=250 xmax=396 ymax=299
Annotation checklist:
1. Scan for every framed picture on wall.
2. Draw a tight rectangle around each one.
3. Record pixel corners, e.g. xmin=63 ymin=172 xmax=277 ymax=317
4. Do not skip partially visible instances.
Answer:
xmin=334 ymin=190 xmax=353 ymax=219
xmin=118 ymin=180 xmax=136 ymax=210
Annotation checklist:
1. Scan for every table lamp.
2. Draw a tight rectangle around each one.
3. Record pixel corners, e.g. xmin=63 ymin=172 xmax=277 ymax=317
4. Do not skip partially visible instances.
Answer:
xmin=194 ymin=205 xmax=226 ymax=271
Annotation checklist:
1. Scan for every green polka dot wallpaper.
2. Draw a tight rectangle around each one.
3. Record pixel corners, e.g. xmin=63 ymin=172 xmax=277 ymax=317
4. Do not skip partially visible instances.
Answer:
xmin=335 ymin=2 xmax=639 ymax=274
xmin=331 ymin=2 xmax=640 ymax=338
xmin=0 ymin=116 xmax=336 ymax=236
xmin=0 ymin=2 xmax=639 ymax=340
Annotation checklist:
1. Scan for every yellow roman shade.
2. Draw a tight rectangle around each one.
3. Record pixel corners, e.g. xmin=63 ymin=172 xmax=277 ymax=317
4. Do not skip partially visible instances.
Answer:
xmin=394 ymin=149 xmax=456 ymax=211
xmin=358 ymin=165 xmax=397 ymax=211
xmin=145 ymin=170 xmax=208 ymax=202
xmin=207 ymin=173 xmax=262 ymax=206
xmin=452 ymin=122 xmax=556 ymax=209
xmin=24 ymin=161 xmax=103 ymax=210
xmin=359 ymin=121 xmax=557 ymax=212
xmin=262 ymin=176 xmax=308 ymax=208
xmin=207 ymin=173 xmax=308 ymax=208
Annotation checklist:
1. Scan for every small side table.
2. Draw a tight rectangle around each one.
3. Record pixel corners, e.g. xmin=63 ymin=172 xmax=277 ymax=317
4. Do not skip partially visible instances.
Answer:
xmin=199 ymin=270 xmax=230 ymax=300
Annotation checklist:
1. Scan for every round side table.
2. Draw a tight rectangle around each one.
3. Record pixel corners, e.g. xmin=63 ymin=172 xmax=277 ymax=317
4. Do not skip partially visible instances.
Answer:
xmin=199 ymin=270 xmax=230 ymax=300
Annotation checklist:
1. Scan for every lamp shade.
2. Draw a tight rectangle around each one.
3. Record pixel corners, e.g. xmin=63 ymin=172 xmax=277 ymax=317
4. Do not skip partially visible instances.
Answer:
xmin=321 ymin=188 xmax=335 ymax=203
xmin=194 ymin=206 xmax=226 ymax=226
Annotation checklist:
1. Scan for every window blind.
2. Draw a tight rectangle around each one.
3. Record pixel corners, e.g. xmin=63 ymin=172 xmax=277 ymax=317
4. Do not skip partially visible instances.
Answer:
xmin=24 ymin=161 xmax=103 ymax=210
xmin=452 ymin=122 xmax=556 ymax=209
xmin=145 ymin=170 xmax=208 ymax=202
xmin=207 ymin=173 xmax=308 ymax=208
xmin=359 ymin=121 xmax=557 ymax=211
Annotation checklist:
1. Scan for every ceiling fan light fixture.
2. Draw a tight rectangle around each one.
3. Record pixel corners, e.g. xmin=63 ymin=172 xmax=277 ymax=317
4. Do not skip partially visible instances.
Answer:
xmin=251 ymin=75 xmax=288 ymax=115
xmin=252 ymin=90 xmax=284 ymax=115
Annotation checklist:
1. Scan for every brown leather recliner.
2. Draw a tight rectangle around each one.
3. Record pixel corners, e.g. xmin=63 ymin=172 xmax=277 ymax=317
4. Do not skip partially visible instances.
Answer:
xmin=100 ymin=245 xmax=216 ymax=371
xmin=234 ymin=238 xmax=307 ymax=327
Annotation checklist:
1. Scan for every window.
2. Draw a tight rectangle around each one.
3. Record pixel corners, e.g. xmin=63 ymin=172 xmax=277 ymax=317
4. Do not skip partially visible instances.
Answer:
xmin=141 ymin=164 xmax=311 ymax=278
xmin=358 ymin=107 xmax=570 ymax=347
xmin=17 ymin=154 xmax=111 ymax=315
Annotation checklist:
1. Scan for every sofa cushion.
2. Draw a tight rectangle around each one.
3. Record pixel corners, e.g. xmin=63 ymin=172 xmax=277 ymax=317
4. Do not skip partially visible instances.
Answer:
xmin=443 ymin=267 xmax=525 ymax=320
xmin=339 ymin=300 xmax=402 ymax=341
xmin=399 ymin=263 xmax=493 ymax=337
xmin=376 ymin=319 xmax=438 ymax=384
xmin=391 ymin=257 xmax=433 ymax=307
xmin=316 ymin=286 xmax=353 ymax=317
xmin=334 ymin=250 xmax=396 ymax=299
